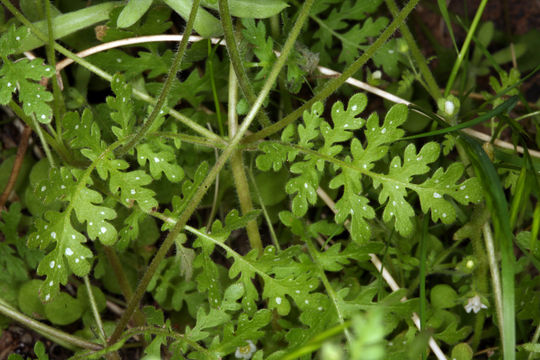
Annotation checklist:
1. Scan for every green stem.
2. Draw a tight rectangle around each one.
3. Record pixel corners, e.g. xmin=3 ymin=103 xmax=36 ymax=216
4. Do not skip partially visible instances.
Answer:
xmin=44 ymin=0 xmax=65 ymax=134
xmin=419 ymin=215 xmax=428 ymax=360
xmin=32 ymin=116 xmax=56 ymax=168
xmin=269 ymin=15 xmax=291 ymax=118
xmin=7 ymin=100 xmax=74 ymax=163
xmin=107 ymin=0 xmax=315 ymax=345
xmin=218 ymin=0 xmax=272 ymax=128
xmin=0 ymin=297 xmax=102 ymax=351
xmin=444 ymin=0 xmax=488 ymax=96
xmin=228 ymin=66 xmax=263 ymax=253
xmin=207 ymin=41 xmax=224 ymax=136
xmin=230 ymin=151 xmax=263 ymax=253
xmin=117 ymin=0 xmax=201 ymax=155
xmin=103 ymin=247 xmax=133 ymax=301
xmin=471 ymin=228 xmax=489 ymax=350
xmin=482 ymin=222 xmax=505 ymax=338
xmin=243 ymin=0 xmax=421 ymax=143
xmin=528 ymin=323 xmax=540 ymax=360
xmin=83 ymin=276 xmax=107 ymax=345
xmin=102 ymin=246 xmax=146 ymax=328
xmin=305 ymin=238 xmax=352 ymax=344
xmin=384 ymin=0 xmax=441 ymax=101
xmin=247 ymin=165 xmax=280 ymax=251
xmin=0 ymin=0 xmax=223 ymax=145
xmin=73 ymin=326 xmax=211 ymax=359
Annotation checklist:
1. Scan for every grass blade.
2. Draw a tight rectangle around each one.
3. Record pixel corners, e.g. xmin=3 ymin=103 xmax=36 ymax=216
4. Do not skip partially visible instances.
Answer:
xmin=436 ymin=0 xmax=458 ymax=53
xmin=402 ymin=96 xmax=518 ymax=140
xmin=459 ymin=135 xmax=515 ymax=359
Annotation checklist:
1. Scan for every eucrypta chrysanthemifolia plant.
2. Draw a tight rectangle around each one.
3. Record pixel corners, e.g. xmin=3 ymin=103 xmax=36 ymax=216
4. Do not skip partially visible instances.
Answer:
xmin=0 ymin=0 xmax=536 ymax=359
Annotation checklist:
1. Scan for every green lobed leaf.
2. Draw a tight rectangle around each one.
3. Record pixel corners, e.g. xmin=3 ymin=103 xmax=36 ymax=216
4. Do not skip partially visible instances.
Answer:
xmin=311 ymin=0 xmax=386 ymax=65
xmin=107 ymin=73 xmax=135 ymax=140
xmin=0 ymin=52 xmax=54 ymax=123
xmin=136 ymin=139 xmax=184 ymax=183
xmin=257 ymin=96 xmax=484 ymax=242
xmin=28 ymin=210 xmax=93 ymax=302
xmin=63 ymin=109 xmax=103 ymax=154
xmin=0 ymin=26 xmax=30 ymax=56
xmin=162 ymin=161 xmax=209 ymax=231
xmin=241 ymin=18 xmax=276 ymax=80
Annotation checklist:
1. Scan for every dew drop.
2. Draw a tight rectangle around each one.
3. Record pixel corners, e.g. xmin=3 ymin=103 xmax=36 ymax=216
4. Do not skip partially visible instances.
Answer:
xmin=65 ymin=248 xmax=73 ymax=256
xmin=276 ymin=297 xmax=282 ymax=305
xmin=433 ymin=192 xmax=442 ymax=199
xmin=49 ymin=261 xmax=55 ymax=268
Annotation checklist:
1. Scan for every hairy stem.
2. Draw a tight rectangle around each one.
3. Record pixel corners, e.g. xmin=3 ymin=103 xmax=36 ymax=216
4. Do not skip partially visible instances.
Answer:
xmin=32 ymin=116 xmax=56 ymax=168
xmin=107 ymin=0 xmax=315 ymax=344
xmin=218 ymin=0 xmax=271 ymax=128
xmin=0 ymin=297 xmax=102 ymax=351
xmin=44 ymin=0 xmax=65 ymax=133
xmin=247 ymin=165 xmax=280 ymax=251
xmin=228 ymin=66 xmax=263 ymax=253
xmin=243 ymin=0 xmax=421 ymax=143
xmin=83 ymin=276 xmax=107 ymax=345
xmin=117 ymin=0 xmax=201 ymax=155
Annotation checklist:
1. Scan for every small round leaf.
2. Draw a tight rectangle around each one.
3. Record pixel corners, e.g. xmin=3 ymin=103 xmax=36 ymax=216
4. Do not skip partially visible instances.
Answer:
xmin=431 ymin=284 xmax=458 ymax=309
xmin=44 ymin=292 xmax=83 ymax=325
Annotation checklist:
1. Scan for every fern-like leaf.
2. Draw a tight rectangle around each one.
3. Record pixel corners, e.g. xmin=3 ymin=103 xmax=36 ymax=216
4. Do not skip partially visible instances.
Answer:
xmin=257 ymin=94 xmax=483 ymax=242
